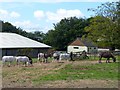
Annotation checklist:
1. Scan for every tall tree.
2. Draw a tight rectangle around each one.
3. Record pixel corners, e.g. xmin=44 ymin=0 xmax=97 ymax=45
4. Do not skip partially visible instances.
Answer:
xmin=84 ymin=16 xmax=117 ymax=48
xmin=43 ymin=17 xmax=91 ymax=50
xmin=115 ymin=1 xmax=120 ymax=49
xmin=33 ymin=31 xmax=45 ymax=42
xmin=84 ymin=1 xmax=120 ymax=50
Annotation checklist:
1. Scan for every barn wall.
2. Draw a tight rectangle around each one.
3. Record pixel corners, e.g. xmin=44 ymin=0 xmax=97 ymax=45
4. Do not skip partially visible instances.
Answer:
xmin=67 ymin=46 xmax=87 ymax=53
xmin=87 ymin=47 xmax=98 ymax=54
xmin=1 ymin=48 xmax=50 ymax=59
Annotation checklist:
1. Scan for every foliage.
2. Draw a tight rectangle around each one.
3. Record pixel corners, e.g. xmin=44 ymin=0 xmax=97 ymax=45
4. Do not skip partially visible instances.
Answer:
xmin=115 ymin=1 xmax=120 ymax=49
xmin=88 ymin=2 xmax=118 ymax=21
xmin=43 ymin=17 xmax=91 ymax=50
xmin=85 ymin=2 xmax=120 ymax=49
xmin=1 ymin=21 xmax=45 ymax=43
xmin=84 ymin=16 xmax=117 ymax=48
xmin=0 ymin=16 xmax=95 ymax=51
xmin=1 ymin=2 xmax=120 ymax=50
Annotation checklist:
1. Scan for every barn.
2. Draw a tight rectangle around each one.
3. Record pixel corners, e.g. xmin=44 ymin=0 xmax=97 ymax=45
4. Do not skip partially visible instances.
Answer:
xmin=67 ymin=37 xmax=98 ymax=54
xmin=0 ymin=32 xmax=51 ymax=59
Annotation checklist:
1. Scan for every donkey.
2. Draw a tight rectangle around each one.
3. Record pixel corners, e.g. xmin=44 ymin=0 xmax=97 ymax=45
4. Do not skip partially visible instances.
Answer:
xmin=99 ymin=51 xmax=116 ymax=63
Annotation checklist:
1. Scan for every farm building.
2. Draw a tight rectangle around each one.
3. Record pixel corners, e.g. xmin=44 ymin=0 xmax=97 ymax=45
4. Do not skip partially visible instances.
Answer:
xmin=0 ymin=32 xmax=51 ymax=59
xmin=67 ymin=37 xmax=98 ymax=54
xmin=97 ymin=47 xmax=120 ymax=55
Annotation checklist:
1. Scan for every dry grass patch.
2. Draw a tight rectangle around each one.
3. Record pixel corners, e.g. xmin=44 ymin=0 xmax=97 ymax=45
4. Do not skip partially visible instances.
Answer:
xmin=2 ymin=60 xmax=119 ymax=88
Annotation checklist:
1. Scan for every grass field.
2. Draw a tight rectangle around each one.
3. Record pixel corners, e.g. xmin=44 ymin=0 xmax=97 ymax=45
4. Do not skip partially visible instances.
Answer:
xmin=1 ymin=56 xmax=120 ymax=88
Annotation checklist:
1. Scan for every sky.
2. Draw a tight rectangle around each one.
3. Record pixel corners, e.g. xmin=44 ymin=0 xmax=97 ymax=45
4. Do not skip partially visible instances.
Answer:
xmin=0 ymin=0 xmax=118 ymax=33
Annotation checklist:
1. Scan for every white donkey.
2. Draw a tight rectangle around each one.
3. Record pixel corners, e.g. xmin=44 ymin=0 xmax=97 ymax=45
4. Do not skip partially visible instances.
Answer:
xmin=16 ymin=56 xmax=32 ymax=66
xmin=2 ymin=56 xmax=16 ymax=67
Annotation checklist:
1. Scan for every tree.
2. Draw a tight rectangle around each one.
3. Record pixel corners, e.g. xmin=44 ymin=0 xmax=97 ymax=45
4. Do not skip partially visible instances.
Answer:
xmin=1 ymin=21 xmax=45 ymax=43
xmin=88 ymin=2 xmax=118 ymax=21
xmin=2 ymin=22 xmax=18 ymax=33
xmin=115 ymin=1 xmax=120 ymax=49
xmin=33 ymin=31 xmax=45 ymax=42
xmin=84 ymin=16 xmax=117 ymax=48
xmin=84 ymin=1 xmax=120 ymax=50
xmin=43 ymin=17 xmax=91 ymax=50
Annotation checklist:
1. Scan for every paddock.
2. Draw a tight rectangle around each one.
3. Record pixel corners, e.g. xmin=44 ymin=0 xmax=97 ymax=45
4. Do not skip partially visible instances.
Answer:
xmin=0 ymin=55 xmax=116 ymax=87
xmin=1 ymin=56 xmax=120 ymax=88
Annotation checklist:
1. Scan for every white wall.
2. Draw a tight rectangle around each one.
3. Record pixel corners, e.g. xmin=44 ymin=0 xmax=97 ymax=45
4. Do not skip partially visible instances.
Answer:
xmin=67 ymin=46 xmax=87 ymax=53
xmin=67 ymin=46 xmax=98 ymax=54
xmin=98 ymin=48 xmax=109 ymax=52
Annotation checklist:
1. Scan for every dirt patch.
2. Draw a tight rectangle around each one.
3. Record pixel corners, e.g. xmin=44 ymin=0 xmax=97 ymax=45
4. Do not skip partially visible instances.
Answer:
xmin=2 ymin=60 xmax=119 ymax=88
xmin=39 ymin=79 xmax=118 ymax=88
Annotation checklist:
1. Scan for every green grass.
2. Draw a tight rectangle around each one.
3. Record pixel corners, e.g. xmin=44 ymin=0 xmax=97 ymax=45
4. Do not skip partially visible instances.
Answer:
xmin=32 ymin=57 xmax=53 ymax=63
xmin=32 ymin=61 xmax=119 ymax=85
xmin=2 ymin=55 xmax=120 ymax=86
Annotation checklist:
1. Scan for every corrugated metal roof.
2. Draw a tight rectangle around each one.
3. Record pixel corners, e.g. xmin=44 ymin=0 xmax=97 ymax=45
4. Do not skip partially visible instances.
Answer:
xmin=0 ymin=32 xmax=51 ymax=48
xmin=69 ymin=38 xmax=96 ymax=47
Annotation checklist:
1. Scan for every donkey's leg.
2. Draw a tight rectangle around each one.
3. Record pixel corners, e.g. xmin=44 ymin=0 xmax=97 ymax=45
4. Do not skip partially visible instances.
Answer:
xmin=45 ymin=58 xmax=47 ymax=63
xmin=108 ymin=58 xmax=110 ymax=63
xmin=52 ymin=57 xmax=56 ymax=62
xmin=44 ymin=58 xmax=46 ymax=63
xmin=38 ymin=58 xmax=40 ymax=63
xmin=16 ymin=60 xmax=19 ymax=65
xmin=106 ymin=58 xmax=108 ymax=63
xmin=43 ymin=58 xmax=46 ymax=63
xmin=41 ymin=58 xmax=43 ymax=63
xmin=106 ymin=58 xmax=109 ymax=63
xmin=44 ymin=58 xmax=48 ymax=63
xmin=39 ymin=58 xmax=42 ymax=63
xmin=52 ymin=58 xmax=54 ymax=62
xmin=53 ymin=57 xmax=56 ymax=62
xmin=39 ymin=58 xmax=43 ymax=63
xmin=99 ymin=57 xmax=102 ymax=63
xmin=8 ymin=61 xmax=11 ymax=67
xmin=16 ymin=61 xmax=20 ymax=67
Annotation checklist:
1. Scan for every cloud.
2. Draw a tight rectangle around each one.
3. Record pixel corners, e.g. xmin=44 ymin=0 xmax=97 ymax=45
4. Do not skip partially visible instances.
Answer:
xmin=10 ymin=11 xmax=20 ymax=18
xmin=0 ymin=9 xmax=8 ymax=15
xmin=34 ymin=10 xmax=44 ymax=20
xmin=11 ymin=20 xmax=42 ymax=32
xmin=33 ymin=9 xmax=84 ymax=31
xmin=0 ymin=9 xmax=8 ymax=18
xmin=0 ymin=9 xmax=20 ymax=19
xmin=12 ymin=20 xmax=32 ymax=28
xmin=0 ymin=0 xmax=118 ymax=2
xmin=11 ymin=20 xmax=52 ymax=33
xmin=46 ymin=9 xmax=84 ymax=22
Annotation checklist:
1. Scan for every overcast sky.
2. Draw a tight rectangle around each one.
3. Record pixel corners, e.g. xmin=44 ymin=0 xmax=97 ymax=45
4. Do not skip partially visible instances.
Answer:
xmin=0 ymin=0 xmax=118 ymax=33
